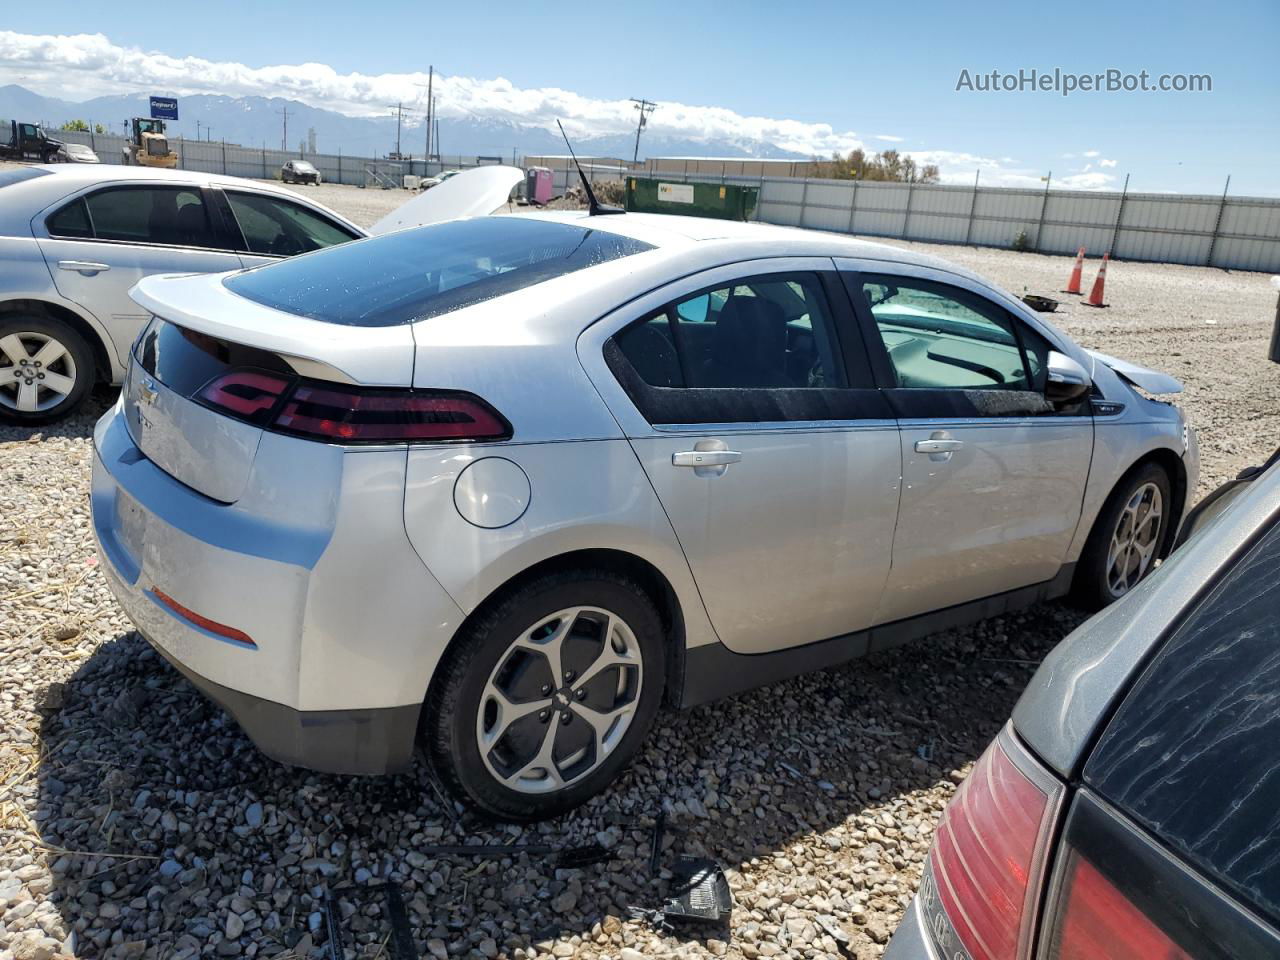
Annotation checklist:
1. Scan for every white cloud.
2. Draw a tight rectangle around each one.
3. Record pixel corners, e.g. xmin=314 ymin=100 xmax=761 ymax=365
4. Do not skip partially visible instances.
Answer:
xmin=1100 ymin=158 xmax=1118 ymax=168
xmin=0 ymin=29 xmax=1121 ymax=193
xmin=1063 ymin=172 xmax=1116 ymax=188
xmin=1082 ymin=149 xmax=1101 ymax=157
xmin=0 ymin=30 xmax=870 ymax=155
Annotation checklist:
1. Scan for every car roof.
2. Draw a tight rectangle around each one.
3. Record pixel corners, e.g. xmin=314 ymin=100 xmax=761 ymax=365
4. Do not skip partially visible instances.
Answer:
xmin=515 ymin=208 xmax=968 ymax=272
xmin=1013 ymin=457 xmax=1280 ymax=778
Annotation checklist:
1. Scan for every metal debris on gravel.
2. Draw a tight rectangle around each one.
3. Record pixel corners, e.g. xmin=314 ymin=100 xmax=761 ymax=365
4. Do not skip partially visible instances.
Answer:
xmin=2 ymin=178 xmax=1277 ymax=959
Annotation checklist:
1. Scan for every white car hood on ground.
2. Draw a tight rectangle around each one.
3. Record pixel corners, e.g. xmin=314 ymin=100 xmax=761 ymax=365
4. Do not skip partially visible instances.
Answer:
xmin=368 ymin=165 xmax=524 ymax=235
xmin=1087 ymin=349 xmax=1183 ymax=394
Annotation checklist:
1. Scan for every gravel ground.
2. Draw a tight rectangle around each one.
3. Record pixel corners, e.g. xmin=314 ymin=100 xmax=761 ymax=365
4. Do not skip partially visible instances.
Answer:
xmin=2 ymin=176 xmax=1278 ymax=959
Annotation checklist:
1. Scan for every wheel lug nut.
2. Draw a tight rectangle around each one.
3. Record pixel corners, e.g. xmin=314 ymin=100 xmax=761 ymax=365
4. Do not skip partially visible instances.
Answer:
xmin=540 ymin=684 xmax=551 ymax=695
xmin=36 ymin=373 xmax=44 ymax=380
xmin=576 ymin=689 xmax=587 ymax=700
xmin=538 ymin=710 xmax=549 ymax=722
xmin=560 ymin=711 xmax=572 ymax=723
xmin=563 ymin=670 xmax=574 ymax=681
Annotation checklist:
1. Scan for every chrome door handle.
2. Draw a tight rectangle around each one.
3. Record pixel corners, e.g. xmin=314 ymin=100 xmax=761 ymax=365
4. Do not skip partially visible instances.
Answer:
xmin=673 ymin=450 xmax=742 ymax=467
xmin=914 ymin=439 xmax=964 ymax=453
xmin=58 ymin=260 xmax=111 ymax=275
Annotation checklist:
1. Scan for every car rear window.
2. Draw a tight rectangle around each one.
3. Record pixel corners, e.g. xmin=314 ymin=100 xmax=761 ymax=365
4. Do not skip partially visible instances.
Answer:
xmin=223 ymin=216 xmax=654 ymax=327
xmin=1085 ymin=515 xmax=1280 ymax=924
xmin=0 ymin=167 xmax=50 ymax=188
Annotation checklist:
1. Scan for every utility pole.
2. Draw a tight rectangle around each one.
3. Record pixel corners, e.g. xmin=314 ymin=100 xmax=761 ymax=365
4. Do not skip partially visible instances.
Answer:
xmin=205 ymin=126 xmax=213 ymax=142
xmin=630 ymin=98 xmax=657 ymax=163
xmin=278 ymin=106 xmax=289 ymax=152
xmin=196 ymin=119 xmax=202 ymax=140
xmin=416 ymin=67 xmax=434 ymax=162
xmin=426 ymin=66 xmax=433 ymax=161
xmin=390 ymin=102 xmax=404 ymax=157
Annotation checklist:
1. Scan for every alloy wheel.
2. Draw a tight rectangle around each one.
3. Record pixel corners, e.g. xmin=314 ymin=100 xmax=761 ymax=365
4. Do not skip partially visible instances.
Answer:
xmin=0 ymin=332 xmax=79 ymax=414
xmin=475 ymin=606 xmax=643 ymax=794
xmin=1106 ymin=481 xmax=1164 ymax=598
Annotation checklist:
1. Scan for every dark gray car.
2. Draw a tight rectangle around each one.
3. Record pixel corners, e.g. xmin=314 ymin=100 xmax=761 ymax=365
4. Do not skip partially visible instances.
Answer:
xmin=885 ymin=452 xmax=1280 ymax=959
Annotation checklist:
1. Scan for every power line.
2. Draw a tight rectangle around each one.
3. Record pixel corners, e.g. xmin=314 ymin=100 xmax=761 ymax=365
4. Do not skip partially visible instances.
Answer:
xmin=387 ymin=101 xmax=420 ymax=158
xmin=630 ymin=98 xmax=657 ymax=163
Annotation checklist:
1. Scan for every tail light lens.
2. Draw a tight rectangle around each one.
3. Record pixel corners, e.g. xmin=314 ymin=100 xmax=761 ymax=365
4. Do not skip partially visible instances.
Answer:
xmin=196 ymin=371 xmax=291 ymax=425
xmin=195 ymin=369 xmax=511 ymax=444
xmin=920 ymin=727 xmax=1064 ymax=960
xmin=1047 ymin=853 xmax=1191 ymax=960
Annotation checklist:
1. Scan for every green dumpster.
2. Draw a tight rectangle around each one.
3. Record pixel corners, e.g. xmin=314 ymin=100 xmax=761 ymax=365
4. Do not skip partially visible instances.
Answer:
xmin=625 ymin=177 xmax=758 ymax=221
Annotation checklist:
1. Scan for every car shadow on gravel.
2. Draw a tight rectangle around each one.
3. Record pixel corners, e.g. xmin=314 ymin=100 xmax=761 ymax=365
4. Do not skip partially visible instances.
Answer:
xmin=33 ymin=600 xmax=1090 ymax=959
xmin=0 ymin=386 xmax=115 ymax=444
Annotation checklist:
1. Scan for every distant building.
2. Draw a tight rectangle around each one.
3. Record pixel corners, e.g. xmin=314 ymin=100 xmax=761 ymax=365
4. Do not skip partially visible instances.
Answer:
xmin=523 ymin=154 xmax=629 ymax=177
xmin=638 ymin=156 xmax=825 ymax=179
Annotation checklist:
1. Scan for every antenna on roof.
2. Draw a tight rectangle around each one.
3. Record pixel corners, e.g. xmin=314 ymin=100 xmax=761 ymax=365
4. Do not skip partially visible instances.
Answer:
xmin=557 ymin=119 xmax=624 ymax=216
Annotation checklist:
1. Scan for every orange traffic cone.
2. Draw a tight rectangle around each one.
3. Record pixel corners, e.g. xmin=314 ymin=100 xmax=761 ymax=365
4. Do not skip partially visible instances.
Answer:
xmin=1084 ymin=253 xmax=1110 ymax=307
xmin=1063 ymin=246 xmax=1086 ymax=294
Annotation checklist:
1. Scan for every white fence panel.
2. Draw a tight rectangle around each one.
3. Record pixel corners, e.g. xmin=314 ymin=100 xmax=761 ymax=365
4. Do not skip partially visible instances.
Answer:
xmin=44 ymin=130 xmax=1280 ymax=271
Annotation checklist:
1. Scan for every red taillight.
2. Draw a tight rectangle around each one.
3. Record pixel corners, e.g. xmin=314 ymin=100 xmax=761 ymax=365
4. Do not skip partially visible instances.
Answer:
xmin=195 ymin=370 xmax=510 ymax=444
xmin=274 ymin=384 xmax=509 ymax=443
xmin=151 ymin=588 xmax=256 ymax=648
xmin=926 ymin=733 xmax=1060 ymax=960
xmin=1048 ymin=853 xmax=1192 ymax=960
xmin=196 ymin=371 xmax=291 ymax=423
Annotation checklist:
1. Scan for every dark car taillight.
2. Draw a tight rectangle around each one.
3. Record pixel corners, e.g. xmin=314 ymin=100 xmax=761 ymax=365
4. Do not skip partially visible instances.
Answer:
xmin=918 ymin=726 xmax=1065 ymax=960
xmin=1046 ymin=853 xmax=1192 ymax=960
xmin=196 ymin=370 xmax=511 ymax=444
xmin=196 ymin=370 xmax=292 ymax=425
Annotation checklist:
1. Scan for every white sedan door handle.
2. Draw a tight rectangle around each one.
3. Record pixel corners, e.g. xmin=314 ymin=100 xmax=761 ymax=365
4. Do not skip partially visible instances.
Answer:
xmin=914 ymin=439 xmax=964 ymax=454
xmin=58 ymin=260 xmax=111 ymax=275
xmin=672 ymin=450 xmax=742 ymax=467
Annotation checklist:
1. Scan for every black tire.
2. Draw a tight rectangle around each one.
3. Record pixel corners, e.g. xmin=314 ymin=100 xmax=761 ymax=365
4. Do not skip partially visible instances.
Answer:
xmin=1073 ymin=461 xmax=1172 ymax=609
xmin=425 ymin=569 xmax=666 ymax=822
xmin=0 ymin=315 xmax=96 ymax=425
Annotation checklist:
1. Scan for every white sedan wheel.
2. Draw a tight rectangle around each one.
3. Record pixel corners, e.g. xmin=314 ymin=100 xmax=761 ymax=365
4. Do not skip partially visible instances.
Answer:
xmin=0 ymin=331 xmax=79 ymax=414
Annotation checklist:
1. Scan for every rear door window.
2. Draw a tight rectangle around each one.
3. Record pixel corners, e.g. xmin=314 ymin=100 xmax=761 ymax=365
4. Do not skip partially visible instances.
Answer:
xmin=616 ymin=274 xmax=846 ymax=390
xmin=46 ymin=197 xmax=93 ymax=239
xmin=57 ymin=185 xmax=224 ymax=249
xmin=224 ymin=191 xmax=357 ymax=256
xmin=1085 ymin=516 xmax=1280 ymax=924
xmin=606 ymin=271 xmax=895 ymax=425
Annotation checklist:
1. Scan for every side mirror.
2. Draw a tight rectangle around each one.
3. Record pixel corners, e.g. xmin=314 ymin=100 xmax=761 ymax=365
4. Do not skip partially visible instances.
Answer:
xmin=1045 ymin=350 xmax=1091 ymax=404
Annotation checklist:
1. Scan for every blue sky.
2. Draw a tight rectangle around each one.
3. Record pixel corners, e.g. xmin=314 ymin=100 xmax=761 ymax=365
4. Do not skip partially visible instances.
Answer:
xmin=2 ymin=0 xmax=1277 ymax=193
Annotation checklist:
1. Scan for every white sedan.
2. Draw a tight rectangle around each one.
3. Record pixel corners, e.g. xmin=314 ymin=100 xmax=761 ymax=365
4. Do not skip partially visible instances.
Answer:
xmin=0 ymin=163 xmax=521 ymax=422
xmin=91 ymin=205 xmax=1197 ymax=820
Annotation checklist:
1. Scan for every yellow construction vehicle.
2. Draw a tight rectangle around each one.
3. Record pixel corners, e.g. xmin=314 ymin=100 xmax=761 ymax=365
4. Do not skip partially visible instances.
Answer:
xmin=121 ymin=117 xmax=178 ymax=168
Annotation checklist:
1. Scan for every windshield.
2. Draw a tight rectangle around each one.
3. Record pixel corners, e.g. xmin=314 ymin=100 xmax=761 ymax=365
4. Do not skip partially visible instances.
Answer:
xmin=224 ymin=216 xmax=654 ymax=327
xmin=293 ymin=161 xmax=317 ymax=173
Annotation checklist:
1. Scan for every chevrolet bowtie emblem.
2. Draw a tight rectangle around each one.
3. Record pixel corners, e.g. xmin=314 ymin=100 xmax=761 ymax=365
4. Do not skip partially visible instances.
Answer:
xmin=138 ymin=379 xmax=158 ymax=406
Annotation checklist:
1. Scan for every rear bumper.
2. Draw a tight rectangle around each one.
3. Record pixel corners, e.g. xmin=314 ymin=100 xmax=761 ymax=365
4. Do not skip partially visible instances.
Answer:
xmin=146 ymin=637 xmax=419 ymax=774
xmin=882 ymin=897 xmax=936 ymax=959
xmin=91 ymin=398 xmax=464 ymax=775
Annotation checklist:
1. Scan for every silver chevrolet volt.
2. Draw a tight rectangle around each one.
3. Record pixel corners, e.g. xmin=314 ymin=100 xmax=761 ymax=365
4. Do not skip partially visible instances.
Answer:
xmin=90 ymin=210 xmax=1197 ymax=820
